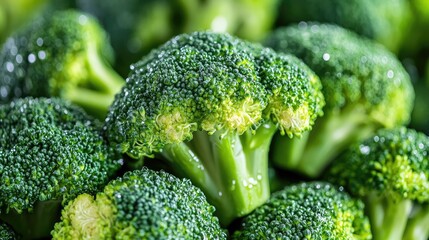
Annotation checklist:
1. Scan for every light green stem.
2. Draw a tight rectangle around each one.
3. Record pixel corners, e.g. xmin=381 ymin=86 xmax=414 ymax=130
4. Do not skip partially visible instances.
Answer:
xmin=366 ymin=194 xmax=412 ymax=240
xmin=403 ymin=204 xmax=429 ymax=240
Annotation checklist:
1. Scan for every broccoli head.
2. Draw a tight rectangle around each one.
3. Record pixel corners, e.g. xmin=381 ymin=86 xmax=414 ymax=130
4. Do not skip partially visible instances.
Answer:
xmin=51 ymin=167 xmax=227 ymax=239
xmin=232 ymin=182 xmax=372 ymax=239
xmin=275 ymin=0 xmax=412 ymax=53
xmin=0 ymin=222 xmax=17 ymax=240
xmin=103 ymin=31 xmax=324 ymax=224
xmin=0 ymin=97 xmax=122 ymax=239
xmin=0 ymin=10 xmax=124 ymax=119
xmin=265 ymin=23 xmax=414 ymax=177
xmin=326 ymin=127 xmax=429 ymax=240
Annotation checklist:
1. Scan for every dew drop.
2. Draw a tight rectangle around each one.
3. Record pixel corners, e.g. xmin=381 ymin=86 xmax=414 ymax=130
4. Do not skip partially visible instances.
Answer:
xmin=387 ymin=70 xmax=394 ymax=78
xmin=6 ymin=62 xmax=14 ymax=72
xmin=322 ymin=53 xmax=330 ymax=61
xmin=36 ymin=38 xmax=44 ymax=47
xmin=359 ymin=145 xmax=370 ymax=155
xmin=78 ymin=15 xmax=88 ymax=25
xmin=28 ymin=54 xmax=36 ymax=63
xmin=38 ymin=51 xmax=46 ymax=60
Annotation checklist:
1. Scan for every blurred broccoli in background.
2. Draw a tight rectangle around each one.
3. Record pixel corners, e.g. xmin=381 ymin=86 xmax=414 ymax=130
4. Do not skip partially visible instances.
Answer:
xmin=76 ymin=0 xmax=279 ymax=76
xmin=0 ymin=98 xmax=122 ymax=239
xmin=232 ymin=182 xmax=372 ymax=239
xmin=275 ymin=0 xmax=412 ymax=53
xmin=264 ymin=23 xmax=414 ymax=178
xmin=52 ymin=168 xmax=226 ymax=239
xmin=0 ymin=10 xmax=124 ymax=119
xmin=0 ymin=0 xmax=50 ymax=45
xmin=327 ymin=127 xmax=429 ymax=240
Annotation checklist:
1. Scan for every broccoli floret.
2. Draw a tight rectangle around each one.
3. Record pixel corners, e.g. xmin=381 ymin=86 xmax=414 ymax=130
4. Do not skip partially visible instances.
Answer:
xmin=0 ymin=222 xmax=17 ymax=240
xmin=232 ymin=182 xmax=372 ymax=239
xmin=0 ymin=97 xmax=122 ymax=239
xmin=275 ymin=0 xmax=412 ymax=53
xmin=0 ymin=10 xmax=124 ymax=119
xmin=265 ymin=23 xmax=414 ymax=177
xmin=103 ymin=31 xmax=324 ymax=224
xmin=51 ymin=167 xmax=227 ymax=239
xmin=326 ymin=127 xmax=429 ymax=240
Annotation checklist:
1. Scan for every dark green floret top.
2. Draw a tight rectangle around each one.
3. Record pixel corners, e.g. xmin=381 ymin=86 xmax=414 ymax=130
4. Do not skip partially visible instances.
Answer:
xmin=328 ymin=127 xmax=429 ymax=202
xmin=265 ymin=23 xmax=414 ymax=128
xmin=232 ymin=182 xmax=372 ymax=240
xmin=51 ymin=168 xmax=227 ymax=239
xmin=0 ymin=97 xmax=122 ymax=214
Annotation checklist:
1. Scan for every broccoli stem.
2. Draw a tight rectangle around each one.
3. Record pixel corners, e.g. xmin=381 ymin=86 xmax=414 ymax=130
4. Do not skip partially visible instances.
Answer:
xmin=0 ymin=200 xmax=62 ymax=239
xmin=366 ymin=193 xmax=413 ymax=240
xmin=161 ymin=123 xmax=277 ymax=225
xmin=65 ymin=43 xmax=124 ymax=118
xmin=272 ymin=106 xmax=376 ymax=177
xmin=86 ymin=42 xmax=124 ymax=95
xmin=403 ymin=204 xmax=429 ymax=240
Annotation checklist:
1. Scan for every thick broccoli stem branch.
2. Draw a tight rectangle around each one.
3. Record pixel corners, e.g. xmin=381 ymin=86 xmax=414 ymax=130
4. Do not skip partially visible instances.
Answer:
xmin=0 ymin=200 xmax=62 ymax=239
xmin=161 ymin=123 xmax=276 ymax=225
xmin=366 ymin=193 xmax=412 ymax=240
xmin=85 ymin=42 xmax=124 ymax=95
xmin=272 ymin=106 xmax=376 ymax=177
xmin=65 ymin=43 xmax=124 ymax=118
xmin=403 ymin=204 xmax=429 ymax=240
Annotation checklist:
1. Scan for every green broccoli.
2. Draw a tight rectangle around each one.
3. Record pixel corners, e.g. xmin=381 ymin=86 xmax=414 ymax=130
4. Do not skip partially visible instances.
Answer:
xmin=275 ymin=0 xmax=412 ymax=53
xmin=103 ymin=31 xmax=324 ymax=224
xmin=326 ymin=127 xmax=429 ymax=240
xmin=0 ymin=222 xmax=17 ymax=240
xmin=265 ymin=23 xmax=414 ymax=177
xmin=0 ymin=97 xmax=122 ymax=239
xmin=232 ymin=182 xmax=372 ymax=239
xmin=0 ymin=10 xmax=124 ymax=119
xmin=51 ymin=167 xmax=227 ymax=239
xmin=76 ymin=0 xmax=279 ymax=76
xmin=0 ymin=0 xmax=50 ymax=44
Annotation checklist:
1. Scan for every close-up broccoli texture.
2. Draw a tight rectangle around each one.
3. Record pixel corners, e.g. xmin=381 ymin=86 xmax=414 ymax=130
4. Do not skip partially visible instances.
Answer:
xmin=103 ymin=31 xmax=324 ymax=224
xmin=327 ymin=127 xmax=429 ymax=240
xmin=0 ymin=10 xmax=124 ymax=118
xmin=0 ymin=222 xmax=17 ymax=240
xmin=51 ymin=167 xmax=227 ymax=239
xmin=265 ymin=23 xmax=415 ymax=178
xmin=0 ymin=97 xmax=122 ymax=239
xmin=232 ymin=182 xmax=372 ymax=239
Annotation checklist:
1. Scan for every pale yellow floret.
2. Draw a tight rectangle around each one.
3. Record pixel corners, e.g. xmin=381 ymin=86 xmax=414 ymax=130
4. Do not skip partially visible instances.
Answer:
xmin=156 ymin=110 xmax=196 ymax=143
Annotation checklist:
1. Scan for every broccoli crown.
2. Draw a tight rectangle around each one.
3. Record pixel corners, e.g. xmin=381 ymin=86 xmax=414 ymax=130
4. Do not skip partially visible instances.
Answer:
xmin=51 ymin=167 xmax=227 ymax=239
xmin=0 ymin=97 xmax=121 ymax=213
xmin=265 ymin=23 xmax=414 ymax=128
xmin=0 ymin=222 xmax=17 ymax=240
xmin=328 ymin=127 xmax=429 ymax=203
xmin=276 ymin=0 xmax=411 ymax=51
xmin=0 ymin=9 xmax=114 ymax=101
xmin=104 ymin=31 xmax=323 ymax=158
xmin=232 ymin=182 xmax=372 ymax=240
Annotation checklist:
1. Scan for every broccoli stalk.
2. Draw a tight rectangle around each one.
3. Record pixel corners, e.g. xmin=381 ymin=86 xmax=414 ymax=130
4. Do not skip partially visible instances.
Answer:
xmin=103 ymin=31 xmax=324 ymax=224
xmin=265 ymin=23 xmax=414 ymax=178
xmin=0 ymin=10 xmax=124 ymax=119
xmin=161 ymin=124 xmax=277 ymax=222
xmin=274 ymin=107 xmax=377 ymax=176
xmin=327 ymin=127 xmax=429 ymax=240
xmin=0 ymin=200 xmax=62 ymax=239
xmin=403 ymin=204 xmax=429 ymax=240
